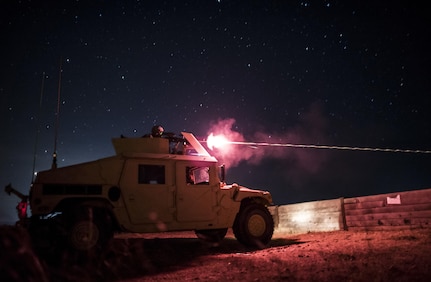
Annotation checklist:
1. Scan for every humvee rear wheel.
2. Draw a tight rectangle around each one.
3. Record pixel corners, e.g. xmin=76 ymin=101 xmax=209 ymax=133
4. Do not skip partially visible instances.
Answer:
xmin=70 ymin=219 xmax=99 ymax=251
xmin=195 ymin=228 xmax=228 ymax=243
xmin=233 ymin=203 xmax=274 ymax=248
xmin=68 ymin=207 xmax=112 ymax=252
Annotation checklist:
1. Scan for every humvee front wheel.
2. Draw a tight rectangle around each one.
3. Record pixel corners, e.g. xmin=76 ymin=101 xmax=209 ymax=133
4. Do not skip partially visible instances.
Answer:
xmin=233 ymin=203 xmax=274 ymax=248
xmin=67 ymin=207 xmax=113 ymax=252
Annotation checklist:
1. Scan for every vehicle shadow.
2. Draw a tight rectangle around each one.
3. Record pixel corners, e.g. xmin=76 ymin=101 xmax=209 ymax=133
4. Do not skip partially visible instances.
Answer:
xmin=44 ymin=233 xmax=305 ymax=281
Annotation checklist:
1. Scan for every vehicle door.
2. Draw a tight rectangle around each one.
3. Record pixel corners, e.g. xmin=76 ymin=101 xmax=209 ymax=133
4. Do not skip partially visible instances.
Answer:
xmin=120 ymin=159 xmax=175 ymax=224
xmin=176 ymin=161 xmax=218 ymax=222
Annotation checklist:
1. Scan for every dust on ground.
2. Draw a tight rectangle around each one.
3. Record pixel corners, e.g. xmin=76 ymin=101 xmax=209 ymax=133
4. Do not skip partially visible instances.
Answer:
xmin=1 ymin=226 xmax=431 ymax=281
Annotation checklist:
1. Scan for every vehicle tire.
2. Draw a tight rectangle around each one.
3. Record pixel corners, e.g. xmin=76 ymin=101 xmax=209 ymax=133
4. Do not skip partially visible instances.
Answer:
xmin=233 ymin=203 xmax=274 ymax=248
xmin=67 ymin=207 xmax=113 ymax=252
xmin=195 ymin=228 xmax=228 ymax=243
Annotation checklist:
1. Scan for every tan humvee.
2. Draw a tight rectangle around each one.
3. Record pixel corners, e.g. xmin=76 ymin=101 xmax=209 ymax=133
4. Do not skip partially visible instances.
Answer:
xmin=8 ymin=132 xmax=274 ymax=252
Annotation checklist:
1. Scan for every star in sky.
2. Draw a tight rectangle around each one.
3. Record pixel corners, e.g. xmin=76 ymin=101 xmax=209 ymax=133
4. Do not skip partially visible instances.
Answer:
xmin=1 ymin=1 xmax=430 ymax=223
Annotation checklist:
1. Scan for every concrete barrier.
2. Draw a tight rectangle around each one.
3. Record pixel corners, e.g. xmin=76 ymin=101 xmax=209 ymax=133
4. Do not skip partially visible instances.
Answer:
xmin=344 ymin=188 xmax=431 ymax=231
xmin=272 ymin=187 xmax=431 ymax=234
xmin=271 ymin=198 xmax=345 ymax=234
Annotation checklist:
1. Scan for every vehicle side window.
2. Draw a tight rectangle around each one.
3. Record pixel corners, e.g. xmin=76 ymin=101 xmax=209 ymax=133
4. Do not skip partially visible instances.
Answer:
xmin=138 ymin=165 xmax=165 ymax=184
xmin=186 ymin=166 xmax=209 ymax=185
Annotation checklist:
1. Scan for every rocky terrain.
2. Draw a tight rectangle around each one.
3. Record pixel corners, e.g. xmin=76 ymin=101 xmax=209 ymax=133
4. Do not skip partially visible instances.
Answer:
xmin=1 ymin=226 xmax=431 ymax=281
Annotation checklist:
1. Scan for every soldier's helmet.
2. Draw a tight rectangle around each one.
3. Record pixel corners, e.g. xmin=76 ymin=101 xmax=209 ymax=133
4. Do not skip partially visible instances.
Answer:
xmin=151 ymin=125 xmax=164 ymax=137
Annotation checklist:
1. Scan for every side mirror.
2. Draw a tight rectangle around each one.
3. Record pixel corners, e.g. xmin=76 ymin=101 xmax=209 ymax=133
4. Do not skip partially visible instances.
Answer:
xmin=220 ymin=164 xmax=225 ymax=183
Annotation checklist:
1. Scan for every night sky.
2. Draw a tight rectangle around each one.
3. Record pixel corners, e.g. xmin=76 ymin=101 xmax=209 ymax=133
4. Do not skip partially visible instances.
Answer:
xmin=1 ymin=1 xmax=430 ymax=223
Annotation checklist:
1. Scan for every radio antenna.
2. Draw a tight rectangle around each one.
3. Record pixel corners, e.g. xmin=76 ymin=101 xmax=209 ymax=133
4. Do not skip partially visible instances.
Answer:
xmin=52 ymin=57 xmax=62 ymax=169
xmin=31 ymin=71 xmax=45 ymax=182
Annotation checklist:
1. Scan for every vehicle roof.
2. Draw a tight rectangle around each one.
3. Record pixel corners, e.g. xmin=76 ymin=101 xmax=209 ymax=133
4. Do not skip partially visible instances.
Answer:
xmin=112 ymin=132 xmax=216 ymax=162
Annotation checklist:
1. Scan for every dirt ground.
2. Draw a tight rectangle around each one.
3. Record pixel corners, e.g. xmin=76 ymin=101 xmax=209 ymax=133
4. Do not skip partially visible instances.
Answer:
xmin=2 ymin=226 xmax=431 ymax=281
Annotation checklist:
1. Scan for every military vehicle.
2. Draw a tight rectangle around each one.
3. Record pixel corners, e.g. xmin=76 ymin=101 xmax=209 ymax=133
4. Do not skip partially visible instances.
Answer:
xmin=5 ymin=132 xmax=274 ymax=252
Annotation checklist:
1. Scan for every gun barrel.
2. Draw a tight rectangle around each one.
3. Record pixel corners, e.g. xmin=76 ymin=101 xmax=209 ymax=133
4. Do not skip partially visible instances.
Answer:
xmin=4 ymin=184 xmax=28 ymax=201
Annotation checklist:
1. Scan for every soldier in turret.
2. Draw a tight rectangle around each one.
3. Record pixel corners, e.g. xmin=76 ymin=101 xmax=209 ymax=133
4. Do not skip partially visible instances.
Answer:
xmin=150 ymin=125 xmax=164 ymax=138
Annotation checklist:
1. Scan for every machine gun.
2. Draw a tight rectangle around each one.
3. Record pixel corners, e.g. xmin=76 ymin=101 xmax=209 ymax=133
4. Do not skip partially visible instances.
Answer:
xmin=5 ymin=183 xmax=28 ymax=201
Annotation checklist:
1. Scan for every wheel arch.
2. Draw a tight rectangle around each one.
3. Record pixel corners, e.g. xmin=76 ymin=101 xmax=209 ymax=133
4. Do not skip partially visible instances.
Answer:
xmin=239 ymin=196 xmax=271 ymax=208
xmin=53 ymin=197 xmax=120 ymax=231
